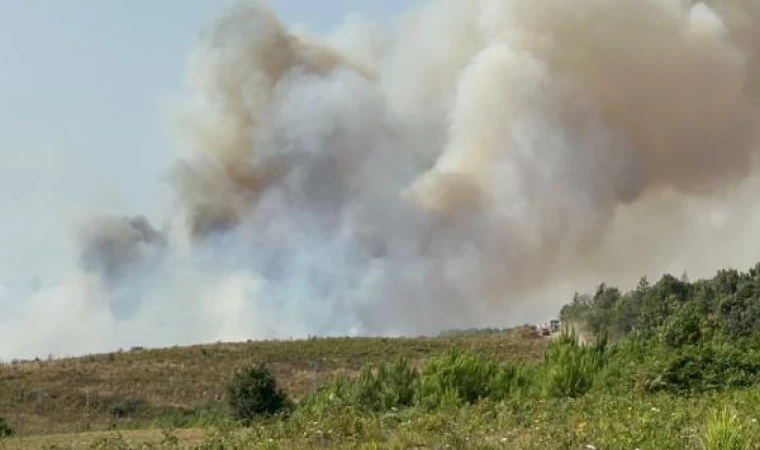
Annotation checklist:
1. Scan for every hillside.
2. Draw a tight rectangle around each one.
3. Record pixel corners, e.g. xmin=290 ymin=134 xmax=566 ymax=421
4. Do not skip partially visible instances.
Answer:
xmin=0 ymin=329 xmax=546 ymax=437
xmin=5 ymin=264 xmax=760 ymax=448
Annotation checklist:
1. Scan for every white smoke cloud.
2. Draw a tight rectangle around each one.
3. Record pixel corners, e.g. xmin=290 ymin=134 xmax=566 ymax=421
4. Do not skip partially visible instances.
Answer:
xmin=3 ymin=0 xmax=760 ymax=360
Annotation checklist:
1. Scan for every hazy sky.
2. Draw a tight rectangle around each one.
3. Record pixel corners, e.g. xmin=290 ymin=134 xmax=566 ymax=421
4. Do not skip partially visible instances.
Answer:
xmin=0 ymin=1 xmax=409 ymax=283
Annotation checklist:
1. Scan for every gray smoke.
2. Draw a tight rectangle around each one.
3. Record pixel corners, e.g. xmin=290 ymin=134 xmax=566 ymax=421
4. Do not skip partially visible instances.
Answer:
xmin=79 ymin=215 xmax=166 ymax=280
xmin=3 ymin=0 xmax=760 ymax=359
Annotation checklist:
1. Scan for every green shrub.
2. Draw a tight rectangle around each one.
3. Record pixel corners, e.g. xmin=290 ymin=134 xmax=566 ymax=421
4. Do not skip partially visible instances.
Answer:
xmin=644 ymin=343 xmax=760 ymax=394
xmin=594 ymin=334 xmax=652 ymax=392
xmin=661 ymin=302 xmax=703 ymax=348
xmin=294 ymin=380 xmax=350 ymax=417
xmin=298 ymin=358 xmax=418 ymax=413
xmin=540 ymin=329 xmax=606 ymax=398
xmin=301 ymin=352 xmax=535 ymax=413
xmin=226 ymin=363 xmax=290 ymax=424
xmin=352 ymin=357 xmax=418 ymax=411
xmin=702 ymin=407 xmax=750 ymax=450
xmin=416 ymin=349 xmax=503 ymax=408
xmin=489 ymin=362 xmax=535 ymax=399
xmin=0 ymin=417 xmax=13 ymax=439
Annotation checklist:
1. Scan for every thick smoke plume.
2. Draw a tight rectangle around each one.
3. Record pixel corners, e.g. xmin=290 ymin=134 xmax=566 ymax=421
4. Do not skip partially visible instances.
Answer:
xmin=3 ymin=0 xmax=760 ymax=359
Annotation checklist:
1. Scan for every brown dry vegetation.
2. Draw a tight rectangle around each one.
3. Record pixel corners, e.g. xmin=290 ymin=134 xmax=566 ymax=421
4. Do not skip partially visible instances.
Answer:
xmin=0 ymin=328 xmax=545 ymax=437
xmin=0 ymin=428 xmax=208 ymax=450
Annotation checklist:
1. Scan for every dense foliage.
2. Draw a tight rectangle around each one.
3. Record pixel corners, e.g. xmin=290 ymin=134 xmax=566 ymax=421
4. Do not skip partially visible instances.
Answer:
xmin=226 ymin=363 xmax=291 ymax=423
xmin=559 ymin=263 xmax=760 ymax=396
xmin=560 ymin=263 xmax=760 ymax=341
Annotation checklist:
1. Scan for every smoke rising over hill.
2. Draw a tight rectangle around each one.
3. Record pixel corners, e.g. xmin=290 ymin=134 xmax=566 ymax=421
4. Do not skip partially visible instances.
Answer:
xmin=3 ymin=0 xmax=760 ymax=359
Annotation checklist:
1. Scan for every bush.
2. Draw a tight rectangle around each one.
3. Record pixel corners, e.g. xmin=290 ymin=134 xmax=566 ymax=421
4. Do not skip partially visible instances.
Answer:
xmin=226 ymin=363 xmax=290 ymax=424
xmin=352 ymin=358 xmax=418 ymax=411
xmin=702 ymin=407 xmax=750 ymax=450
xmin=643 ymin=343 xmax=760 ymax=394
xmin=297 ymin=357 xmax=419 ymax=414
xmin=594 ymin=334 xmax=652 ymax=393
xmin=295 ymin=379 xmax=352 ymax=416
xmin=300 ymin=351 xmax=536 ymax=413
xmin=489 ymin=362 xmax=535 ymax=399
xmin=540 ymin=329 xmax=607 ymax=398
xmin=107 ymin=398 xmax=149 ymax=419
xmin=416 ymin=349 xmax=504 ymax=408
xmin=661 ymin=302 xmax=703 ymax=348
xmin=0 ymin=417 xmax=13 ymax=438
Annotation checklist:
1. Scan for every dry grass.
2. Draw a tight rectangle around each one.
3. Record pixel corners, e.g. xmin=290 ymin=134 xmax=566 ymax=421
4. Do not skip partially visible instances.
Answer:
xmin=0 ymin=428 xmax=207 ymax=450
xmin=0 ymin=327 xmax=545 ymax=436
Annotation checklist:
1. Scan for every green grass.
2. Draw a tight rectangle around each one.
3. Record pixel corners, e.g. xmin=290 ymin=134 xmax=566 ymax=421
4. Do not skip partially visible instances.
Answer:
xmin=5 ymin=391 xmax=760 ymax=449
xmin=703 ymin=406 xmax=752 ymax=450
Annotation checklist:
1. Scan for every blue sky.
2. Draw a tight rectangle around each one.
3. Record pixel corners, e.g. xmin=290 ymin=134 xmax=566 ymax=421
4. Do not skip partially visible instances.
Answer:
xmin=0 ymin=1 xmax=410 ymax=281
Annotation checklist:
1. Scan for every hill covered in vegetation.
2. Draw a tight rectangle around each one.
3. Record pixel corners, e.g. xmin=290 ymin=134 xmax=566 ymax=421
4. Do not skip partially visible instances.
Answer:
xmin=4 ymin=263 xmax=760 ymax=449
xmin=0 ymin=330 xmax=545 ymax=438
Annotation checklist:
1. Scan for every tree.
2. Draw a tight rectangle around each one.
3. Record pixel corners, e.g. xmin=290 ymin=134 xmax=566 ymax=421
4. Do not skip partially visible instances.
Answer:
xmin=660 ymin=302 xmax=702 ymax=348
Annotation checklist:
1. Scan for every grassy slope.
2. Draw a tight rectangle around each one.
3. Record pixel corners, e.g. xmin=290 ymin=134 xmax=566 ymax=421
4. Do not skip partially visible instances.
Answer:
xmin=0 ymin=328 xmax=545 ymax=437
xmin=7 ymin=328 xmax=760 ymax=449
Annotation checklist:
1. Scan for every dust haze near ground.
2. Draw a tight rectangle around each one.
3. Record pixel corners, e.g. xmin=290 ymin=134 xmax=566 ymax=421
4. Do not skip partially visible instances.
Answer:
xmin=3 ymin=0 xmax=760 ymax=359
